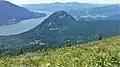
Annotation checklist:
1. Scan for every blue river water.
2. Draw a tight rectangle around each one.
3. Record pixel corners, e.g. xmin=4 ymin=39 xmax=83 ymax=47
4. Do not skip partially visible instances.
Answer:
xmin=0 ymin=10 xmax=53 ymax=36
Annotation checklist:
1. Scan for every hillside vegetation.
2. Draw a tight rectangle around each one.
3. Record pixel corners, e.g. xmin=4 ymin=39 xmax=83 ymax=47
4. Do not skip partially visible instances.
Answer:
xmin=0 ymin=36 xmax=120 ymax=67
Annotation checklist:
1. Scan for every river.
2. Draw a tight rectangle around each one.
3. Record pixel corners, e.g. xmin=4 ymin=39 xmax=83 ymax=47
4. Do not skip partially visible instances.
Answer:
xmin=0 ymin=10 xmax=53 ymax=36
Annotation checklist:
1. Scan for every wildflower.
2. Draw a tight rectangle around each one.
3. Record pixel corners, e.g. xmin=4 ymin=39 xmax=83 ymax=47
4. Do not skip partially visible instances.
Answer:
xmin=47 ymin=63 xmax=51 ymax=66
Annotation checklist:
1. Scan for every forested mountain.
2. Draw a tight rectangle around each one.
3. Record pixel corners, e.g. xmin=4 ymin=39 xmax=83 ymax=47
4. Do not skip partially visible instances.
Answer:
xmin=0 ymin=1 xmax=46 ymax=26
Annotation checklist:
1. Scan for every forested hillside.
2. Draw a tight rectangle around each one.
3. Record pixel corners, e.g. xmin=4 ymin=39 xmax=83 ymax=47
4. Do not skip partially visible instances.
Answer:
xmin=0 ymin=1 xmax=46 ymax=26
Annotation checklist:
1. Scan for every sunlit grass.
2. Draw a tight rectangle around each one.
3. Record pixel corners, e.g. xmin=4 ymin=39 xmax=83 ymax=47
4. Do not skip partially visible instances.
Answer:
xmin=0 ymin=36 xmax=120 ymax=67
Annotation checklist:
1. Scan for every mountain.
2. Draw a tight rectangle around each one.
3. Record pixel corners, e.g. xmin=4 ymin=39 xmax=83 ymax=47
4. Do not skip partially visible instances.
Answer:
xmin=23 ymin=2 xmax=105 ymax=12
xmin=0 ymin=11 xmax=79 ymax=50
xmin=20 ymin=11 xmax=79 ymax=44
xmin=70 ymin=4 xmax=120 ymax=21
xmin=0 ymin=1 xmax=46 ymax=26
xmin=1 ymin=36 xmax=120 ymax=67
xmin=82 ymin=4 xmax=120 ymax=16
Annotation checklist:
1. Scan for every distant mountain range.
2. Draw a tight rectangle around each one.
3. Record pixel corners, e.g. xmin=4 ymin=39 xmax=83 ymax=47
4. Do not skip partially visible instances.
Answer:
xmin=23 ymin=2 xmax=120 ymax=21
xmin=0 ymin=1 xmax=46 ymax=26
xmin=23 ymin=2 xmax=105 ymax=12
xmin=70 ymin=4 xmax=120 ymax=21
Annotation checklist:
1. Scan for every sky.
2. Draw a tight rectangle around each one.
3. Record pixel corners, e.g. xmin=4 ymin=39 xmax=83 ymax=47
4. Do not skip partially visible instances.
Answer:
xmin=6 ymin=0 xmax=120 ymax=5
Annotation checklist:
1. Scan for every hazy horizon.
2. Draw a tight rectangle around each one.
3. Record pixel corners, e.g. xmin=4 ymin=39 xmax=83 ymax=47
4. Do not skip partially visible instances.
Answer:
xmin=6 ymin=0 xmax=120 ymax=5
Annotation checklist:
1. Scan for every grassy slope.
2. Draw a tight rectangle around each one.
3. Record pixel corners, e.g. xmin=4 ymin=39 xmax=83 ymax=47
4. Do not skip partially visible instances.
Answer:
xmin=0 ymin=36 xmax=120 ymax=67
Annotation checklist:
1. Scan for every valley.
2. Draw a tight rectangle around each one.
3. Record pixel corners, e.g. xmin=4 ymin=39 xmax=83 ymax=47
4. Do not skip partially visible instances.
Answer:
xmin=0 ymin=1 xmax=120 ymax=67
xmin=0 ymin=10 xmax=120 ymax=55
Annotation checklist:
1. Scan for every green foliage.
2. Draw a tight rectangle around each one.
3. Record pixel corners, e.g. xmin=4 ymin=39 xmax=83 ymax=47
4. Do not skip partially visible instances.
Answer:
xmin=0 ymin=36 xmax=120 ymax=67
xmin=17 ymin=48 xmax=24 ymax=55
xmin=98 ymin=35 xmax=103 ymax=40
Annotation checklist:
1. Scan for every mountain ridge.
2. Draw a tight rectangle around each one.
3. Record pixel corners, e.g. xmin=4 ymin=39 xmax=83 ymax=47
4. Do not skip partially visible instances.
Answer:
xmin=23 ymin=2 xmax=105 ymax=12
xmin=0 ymin=1 xmax=46 ymax=26
xmin=70 ymin=4 xmax=120 ymax=21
